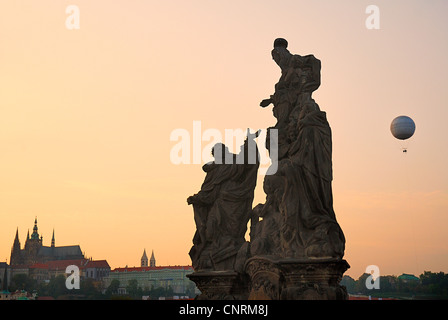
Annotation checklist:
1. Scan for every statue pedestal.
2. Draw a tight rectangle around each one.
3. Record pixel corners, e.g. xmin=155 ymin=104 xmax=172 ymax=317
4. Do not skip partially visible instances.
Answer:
xmin=187 ymin=271 xmax=249 ymax=300
xmin=245 ymin=256 xmax=282 ymax=299
xmin=245 ymin=256 xmax=350 ymax=300
xmin=278 ymin=258 xmax=350 ymax=300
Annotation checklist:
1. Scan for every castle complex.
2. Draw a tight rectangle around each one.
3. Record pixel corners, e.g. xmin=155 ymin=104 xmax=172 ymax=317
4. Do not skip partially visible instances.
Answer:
xmin=10 ymin=218 xmax=85 ymax=266
xmin=2 ymin=219 xmax=195 ymax=298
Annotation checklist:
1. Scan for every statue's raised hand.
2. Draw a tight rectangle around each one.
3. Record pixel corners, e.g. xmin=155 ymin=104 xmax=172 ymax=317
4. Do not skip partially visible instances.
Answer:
xmin=187 ymin=195 xmax=197 ymax=205
xmin=260 ymin=98 xmax=272 ymax=108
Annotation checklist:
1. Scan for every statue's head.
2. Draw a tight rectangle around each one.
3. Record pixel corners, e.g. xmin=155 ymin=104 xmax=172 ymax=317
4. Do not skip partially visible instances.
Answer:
xmin=271 ymin=38 xmax=291 ymax=67
xmin=211 ymin=143 xmax=230 ymax=161
xmin=274 ymin=38 xmax=288 ymax=49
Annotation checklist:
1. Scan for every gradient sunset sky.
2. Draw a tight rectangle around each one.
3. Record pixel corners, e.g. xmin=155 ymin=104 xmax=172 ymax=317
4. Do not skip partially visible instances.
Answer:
xmin=1 ymin=0 xmax=447 ymax=278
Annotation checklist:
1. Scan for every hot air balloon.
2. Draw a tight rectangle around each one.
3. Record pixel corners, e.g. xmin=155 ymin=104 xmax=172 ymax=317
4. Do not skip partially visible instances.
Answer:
xmin=390 ymin=116 xmax=416 ymax=152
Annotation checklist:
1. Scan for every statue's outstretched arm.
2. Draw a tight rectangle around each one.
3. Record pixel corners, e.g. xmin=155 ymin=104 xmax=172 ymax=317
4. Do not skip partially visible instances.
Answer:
xmin=260 ymin=98 xmax=272 ymax=108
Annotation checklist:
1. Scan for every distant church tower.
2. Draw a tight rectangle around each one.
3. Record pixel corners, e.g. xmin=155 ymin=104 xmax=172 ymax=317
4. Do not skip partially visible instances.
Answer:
xmin=25 ymin=217 xmax=43 ymax=265
xmin=150 ymin=250 xmax=156 ymax=267
xmin=10 ymin=228 xmax=22 ymax=265
xmin=141 ymin=249 xmax=148 ymax=267
xmin=51 ymin=229 xmax=55 ymax=248
xmin=30 ymin=217 xmax=41 ymax=241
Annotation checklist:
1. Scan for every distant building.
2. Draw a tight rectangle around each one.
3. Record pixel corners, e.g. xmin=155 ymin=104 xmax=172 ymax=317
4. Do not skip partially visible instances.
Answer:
xmin=29 ymin=263 xmax=49 ymax=282
xmin=8 ymin=218 xmax=110 ymax=287
xmin=141 ymin=249 xmax=156 ymax=267
xmin=0 ymin=290 xmax=11 ymax=300
xmin=105 ymin=250 xmax=195 ymax=295
xmin=150 ymin=250 xmax=156 ymax=267
xmin=0 ymin=262 xmax=11 ymax=291
xmin=141 ymin=249 xmax=148 ymax=267
xmin=0 ymin=290 xmax=36 ymax=300
xmin=47 ymin=259 xmax=89 ymax=280
xmin=84 ymin=260 xmax=110 ymax=281
xmin=15 ymin=258 xmax=111 ymax=285
xmin=10 ymin=218 xmax=85 ymax=266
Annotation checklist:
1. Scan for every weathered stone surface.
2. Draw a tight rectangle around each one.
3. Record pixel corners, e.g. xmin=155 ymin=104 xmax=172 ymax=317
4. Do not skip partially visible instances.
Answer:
xmin=187 ymin=271 xmax=249 ymax=300
xmin=187 ymin=131 xmax=260 ymax=272
xmin=278 ymin=258 xmax=349 ymax=300
xmin=244 ymin=256 xmax=349 ymax=300
xmin=245 ymin=256 xmax=282 ymax=300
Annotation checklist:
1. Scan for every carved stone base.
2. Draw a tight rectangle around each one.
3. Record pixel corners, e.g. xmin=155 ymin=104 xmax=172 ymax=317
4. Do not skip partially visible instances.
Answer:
xmin=187 ymin=271 xmax=249 ymax=300
xmin=245 ymin=256 xmax=350 ymax=300
xmin=279 ymin=258 xmax=350 ymax=300
xmin=245 ymin=256 xmax=282 ymax=299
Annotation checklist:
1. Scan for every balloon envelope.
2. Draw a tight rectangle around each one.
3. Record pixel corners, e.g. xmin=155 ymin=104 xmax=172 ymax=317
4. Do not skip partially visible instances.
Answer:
xmin=390 ymin=116 xmax=416 ymax=140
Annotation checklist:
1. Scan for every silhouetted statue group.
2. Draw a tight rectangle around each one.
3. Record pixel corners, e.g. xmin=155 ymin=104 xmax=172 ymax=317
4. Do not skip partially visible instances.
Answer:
xmin=187 ymin=39 xmax=349 ymax=300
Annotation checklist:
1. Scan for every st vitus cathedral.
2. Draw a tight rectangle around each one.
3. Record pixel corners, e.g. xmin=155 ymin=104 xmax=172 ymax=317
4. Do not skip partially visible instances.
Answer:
xmin=10 ymin=217 xmax=85 ymax=266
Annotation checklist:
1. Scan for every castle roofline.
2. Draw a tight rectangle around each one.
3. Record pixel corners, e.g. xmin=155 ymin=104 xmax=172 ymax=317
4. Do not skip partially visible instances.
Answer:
xmin=46 ymin=259 xmax=89 ymax=270
xmin=85 ymin=260 xmax=110 ymax=269
xmin=112 ymin=265 xmax=193 ymax=273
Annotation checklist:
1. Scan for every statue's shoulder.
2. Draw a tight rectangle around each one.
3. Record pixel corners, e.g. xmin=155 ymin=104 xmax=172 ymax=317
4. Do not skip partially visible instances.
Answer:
xmin=202 ymin=162 xmax=216 ymax=172
xmin=301 ymin=53 xmax=319 ymax=59
xmin=295 ymin=54 xmax=320 ymax=64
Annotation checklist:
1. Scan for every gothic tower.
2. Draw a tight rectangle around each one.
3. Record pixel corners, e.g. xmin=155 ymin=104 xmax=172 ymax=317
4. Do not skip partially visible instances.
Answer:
xmin=51 ymin=229 xmax=55 ymax=248
xmin=30 ymin=217 xmax=39 ymax=240
xmin=150 ymin=250 xmax=156 ymax=267
xmin=10 ymin=228 xmax=22 ymax=265
xmin=141 ymin=249 xmax=148 ymax=267
xmin=25 ymin=217 xmax=43 ymax=265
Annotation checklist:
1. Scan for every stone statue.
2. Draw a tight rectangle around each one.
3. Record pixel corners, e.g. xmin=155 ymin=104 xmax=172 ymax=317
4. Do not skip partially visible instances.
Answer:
xmin=187 ymin=39 xmax=349 ymax=300
xmin=244 ymin=38 xmax=349 ymax=300
xmin=254 ymin=38 xmax=345 ymax=260
xmin=187 ymin=129 xmax=260 ymax=272
xmin=260 ymin=38 xmax=322 ymax=160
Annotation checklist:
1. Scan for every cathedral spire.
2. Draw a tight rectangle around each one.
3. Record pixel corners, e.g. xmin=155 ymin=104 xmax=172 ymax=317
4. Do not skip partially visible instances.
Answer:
xmin=12 ymin=228 xmax=20 ymax=248
xmin=31 ymin=217 xmax=39 ymax=240
xmin=150 ymin=250 xmax=156 ymax=267
xmin=51 ymin=229 xmax=55 ymax=248
xmin=10 ymin=227 xmax=22 ymax=265
xmin=141 ymin=249 xmax=148 ymax=267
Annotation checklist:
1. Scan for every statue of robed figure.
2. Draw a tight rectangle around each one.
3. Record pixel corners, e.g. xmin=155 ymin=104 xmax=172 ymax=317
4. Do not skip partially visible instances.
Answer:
xmin=254 ymin=38 xmax=345 ymax=260
xmin=187 ymin=129 xmax=260 ymax=271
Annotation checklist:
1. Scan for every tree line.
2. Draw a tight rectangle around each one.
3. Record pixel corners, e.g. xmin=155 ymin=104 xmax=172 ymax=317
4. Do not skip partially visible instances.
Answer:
xmin=341 ymin=271 xmax=448 ymax=299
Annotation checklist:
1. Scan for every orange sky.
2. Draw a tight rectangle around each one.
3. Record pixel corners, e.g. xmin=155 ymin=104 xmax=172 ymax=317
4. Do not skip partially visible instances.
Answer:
xmin=1 ymin=0 xmax=447 ymax=278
